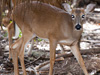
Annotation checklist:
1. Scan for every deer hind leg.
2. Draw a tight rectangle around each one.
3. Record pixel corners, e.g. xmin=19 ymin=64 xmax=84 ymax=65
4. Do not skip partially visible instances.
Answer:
xmin=7 ymin=22 xmax=15 ymax=59
xmin=18 ymin=34 xmax=35 ymax=75
xmin=10 ymin=37 xmax=23 ymax=75
xmin=70 ymin=43 xmax=89 ymax=75
xmin=49 ymin=37 xmax=57 ymax=75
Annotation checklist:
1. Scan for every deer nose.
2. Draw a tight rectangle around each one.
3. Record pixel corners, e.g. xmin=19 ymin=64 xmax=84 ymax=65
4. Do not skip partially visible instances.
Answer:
xmin=75 ymin=24 xmax=82 ymax=30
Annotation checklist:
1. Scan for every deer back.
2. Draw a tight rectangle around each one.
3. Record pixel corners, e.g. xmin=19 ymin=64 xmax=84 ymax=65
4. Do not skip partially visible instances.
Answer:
xmin=12 ymin=1 xmax=73 ymax=40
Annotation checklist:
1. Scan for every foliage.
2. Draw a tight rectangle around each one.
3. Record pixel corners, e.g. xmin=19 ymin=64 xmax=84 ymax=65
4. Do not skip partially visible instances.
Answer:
xmin=37 ymin=38 xmax=42 ymax=41
xmin=10 ymin=20 xmax=12 ymax=23
xmin=19 ymin=30 xmax=22 ymax=38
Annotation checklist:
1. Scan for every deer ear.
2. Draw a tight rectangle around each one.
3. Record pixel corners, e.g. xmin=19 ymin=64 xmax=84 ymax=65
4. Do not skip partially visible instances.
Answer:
xmin=62 ymin=3 xmax=72 ymax=14
xmin=85 ymin=3 xmax=96 ymax=14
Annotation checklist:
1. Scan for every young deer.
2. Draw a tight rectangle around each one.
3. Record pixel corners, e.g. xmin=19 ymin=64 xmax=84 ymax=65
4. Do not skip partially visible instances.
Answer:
xmin=10 ymin=1 xmax=95 ymax=75
xmin=3 ymin=0 xmax=69 ymax=59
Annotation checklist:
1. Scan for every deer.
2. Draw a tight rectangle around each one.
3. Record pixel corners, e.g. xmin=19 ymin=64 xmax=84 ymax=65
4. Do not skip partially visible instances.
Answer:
xmin=2 ymin=0 xmax=72 ymax=59
xmin=10 ymin=1 xmax=96 ymax=75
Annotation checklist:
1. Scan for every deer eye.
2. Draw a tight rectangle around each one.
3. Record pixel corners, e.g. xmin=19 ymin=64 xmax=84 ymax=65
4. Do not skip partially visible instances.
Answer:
xmin=82 ymin=15 xmax=85 ymax=18
xmin=72 ymin=15 xmax=75 ymax=18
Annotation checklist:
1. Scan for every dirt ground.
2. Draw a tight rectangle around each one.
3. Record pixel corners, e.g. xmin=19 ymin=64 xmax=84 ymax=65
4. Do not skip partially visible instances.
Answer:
xmin=1 ymin=48 xmax=100 ymax=75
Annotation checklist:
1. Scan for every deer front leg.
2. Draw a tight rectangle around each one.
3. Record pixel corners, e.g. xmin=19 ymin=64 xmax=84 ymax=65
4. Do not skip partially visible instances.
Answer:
xmin=19 ymin=48 xmax=27 ymax=75
xmin=19 ymin=42 xmax=27 ymax=75
xmin=49 ymin=37 xmax=57 ymax=75
xmin=70 ymin=43 xmax=89 ymax=75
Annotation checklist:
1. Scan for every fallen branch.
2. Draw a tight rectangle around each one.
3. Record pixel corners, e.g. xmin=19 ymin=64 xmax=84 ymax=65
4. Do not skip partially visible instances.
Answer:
xmin=34 ymin=57 xmax=64 ymax=75
xmin=81 ymin=40 xmax=100 ymax=43
xmin=56 ymin=48 xmax=100 ymax=58
xmin=26 ymin=48 xmax=100 ymax=62
xmin=37 ymin=48 xmax=100 ymax=59
xmin=25 ymin=55 xmax=44 ymax=67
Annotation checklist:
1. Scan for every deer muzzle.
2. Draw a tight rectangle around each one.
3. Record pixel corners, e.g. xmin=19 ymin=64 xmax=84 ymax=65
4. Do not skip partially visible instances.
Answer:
xmin=75 ymin=24 xmax=82 ymax=30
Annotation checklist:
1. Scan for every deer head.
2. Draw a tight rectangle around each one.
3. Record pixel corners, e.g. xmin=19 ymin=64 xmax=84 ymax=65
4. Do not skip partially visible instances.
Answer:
xmin=62 ymin=3 xmax=96 ymax=30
